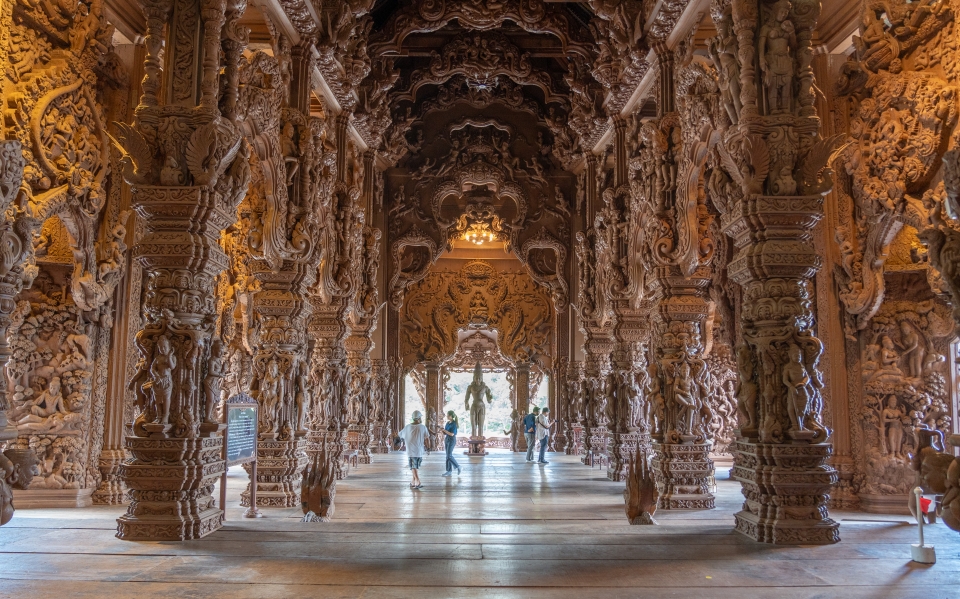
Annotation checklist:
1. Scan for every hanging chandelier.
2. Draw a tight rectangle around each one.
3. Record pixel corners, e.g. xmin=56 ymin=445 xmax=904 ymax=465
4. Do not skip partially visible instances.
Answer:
xmin=464 ymin=222 xmax=496 ymax=245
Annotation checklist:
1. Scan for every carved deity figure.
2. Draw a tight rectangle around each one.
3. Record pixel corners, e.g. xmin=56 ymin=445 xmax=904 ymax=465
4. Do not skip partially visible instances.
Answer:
xmin=464 ymin=363 xmax=493 ymax=437
xmin=881 ymin=395 xmax=907 ymax=457
xmin=203 ymin=339 xmax=224 ymax=424
xmin=782 ymin=344 xmax=813 ymax=433
xmin=672 ymin=361 xmax=697 ymax=436
xmin=868 ymin=335 xmax=903 ymax=384
xmin=645 ymin=361 xmax=664 ymax=434
xmin=259 ymin=359 xmax=283 ymax=434
xmin=707 ymin=15 xmax=742 ymax=124
xmin=735 ymin=344 xmax=758 ymax=431
xmin=149 ymin=335 xmax=176 ymax=426
xmin=758 ymin=0 xmax=797 ymax=115
xmin=295 ymin=361 xmax=311 ymax=433
xmin=18 ymin=376 xmax=66 ymax=424
xmin=281 ymin=121 xmax=300 ymax=186
xmin=899 ymin=320 xmax=925 ymax=380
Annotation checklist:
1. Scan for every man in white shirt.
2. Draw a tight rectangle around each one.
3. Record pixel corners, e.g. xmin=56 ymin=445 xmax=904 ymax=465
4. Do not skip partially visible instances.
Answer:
xmin=536 ymin=407 xmax=555 ymax=464
xmin=399 ymin=411 xmax=430 ymax=489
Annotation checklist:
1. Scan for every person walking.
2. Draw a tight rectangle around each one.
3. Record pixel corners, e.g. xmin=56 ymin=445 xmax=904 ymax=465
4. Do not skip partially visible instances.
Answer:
xmin=523 ymin=406 xmax=540 ymax=462
xmin=536 ymin=407 xmax=555 ymax=464
xmin=399 ymin=410 xmax=429 ymax=489
xmin=439 ymin=410 xmax=462 ymax=477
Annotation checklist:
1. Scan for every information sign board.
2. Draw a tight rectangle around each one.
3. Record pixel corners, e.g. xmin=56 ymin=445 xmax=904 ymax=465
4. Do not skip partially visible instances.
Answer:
xmin=225 ymin=394 xmax=257 ymax=467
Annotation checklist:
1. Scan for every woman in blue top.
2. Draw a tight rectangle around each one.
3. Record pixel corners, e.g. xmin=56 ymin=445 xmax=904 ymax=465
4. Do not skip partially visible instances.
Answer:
xmin=439 ymin=410 xmax=462 ymax=476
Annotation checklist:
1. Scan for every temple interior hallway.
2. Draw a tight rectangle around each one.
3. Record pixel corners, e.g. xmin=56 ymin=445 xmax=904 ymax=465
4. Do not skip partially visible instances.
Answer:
xmin=1 ymin=451 xmax=959 ymax=599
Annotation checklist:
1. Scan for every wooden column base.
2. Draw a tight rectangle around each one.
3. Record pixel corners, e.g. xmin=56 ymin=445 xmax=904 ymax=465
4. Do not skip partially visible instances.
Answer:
xmin=92 ymin=448 xmax=127 ymax=505
xmin=732 ymin=440 xmax=840 ymax=544
xmin=604 ymin=431 xmax=649 ymax=481
xmin=308 ymin=430 xmax=349 ymax=479
xmin=565 ymin=424 xmax=583 ymax=455
xmin=241 ymin=438 xmax=308 ymax=508
xmin=369 ymin=425 xmax=391 ymax=453
xmin=116 ymin=436 xmax=224 ymax=541
xmin=652 ymin=442 xmax=716 ymax=510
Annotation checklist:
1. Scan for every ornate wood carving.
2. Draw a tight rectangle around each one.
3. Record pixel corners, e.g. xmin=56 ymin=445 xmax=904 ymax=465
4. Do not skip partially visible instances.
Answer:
xmin=401 ymin=260 xmax=553 ymax=370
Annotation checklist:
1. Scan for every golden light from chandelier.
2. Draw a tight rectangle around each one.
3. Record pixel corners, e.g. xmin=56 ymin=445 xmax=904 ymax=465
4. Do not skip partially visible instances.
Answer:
xmin=464 ymin=222 xmax=496 ymax=245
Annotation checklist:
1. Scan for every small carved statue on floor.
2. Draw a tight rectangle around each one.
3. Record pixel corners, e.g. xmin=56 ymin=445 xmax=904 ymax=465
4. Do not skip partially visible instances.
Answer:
xmin=465 ymin=363 xmax=493 ymax=437
xmin=301 ymin=450 xmax=336 ymax=523
xmin=624 ymin=450 xmax=658 ymax=525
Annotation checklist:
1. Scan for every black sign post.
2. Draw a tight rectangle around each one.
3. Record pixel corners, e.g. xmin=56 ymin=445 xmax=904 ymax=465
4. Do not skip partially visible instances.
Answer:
xmin=221 ymin=394 xmax=261 ymax=519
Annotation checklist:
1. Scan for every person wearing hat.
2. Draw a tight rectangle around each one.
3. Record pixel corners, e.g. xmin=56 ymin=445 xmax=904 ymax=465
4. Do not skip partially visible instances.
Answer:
xmin=399 ymin=410 xmax=430 ymax=489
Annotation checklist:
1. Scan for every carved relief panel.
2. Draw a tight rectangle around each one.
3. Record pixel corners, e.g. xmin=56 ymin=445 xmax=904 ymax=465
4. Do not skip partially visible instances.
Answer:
xmin=400 ymin=260 xmax=553 ymax=370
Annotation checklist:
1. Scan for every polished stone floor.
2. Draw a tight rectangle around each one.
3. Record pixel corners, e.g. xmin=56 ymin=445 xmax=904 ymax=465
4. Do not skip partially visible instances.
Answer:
xmin=1 ymin=449 xmax=958 ymax=598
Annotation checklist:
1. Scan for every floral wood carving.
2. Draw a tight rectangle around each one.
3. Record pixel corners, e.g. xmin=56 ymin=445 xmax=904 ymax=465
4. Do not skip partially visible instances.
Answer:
xmin=401 ymin=260 xmax=553 ymax=369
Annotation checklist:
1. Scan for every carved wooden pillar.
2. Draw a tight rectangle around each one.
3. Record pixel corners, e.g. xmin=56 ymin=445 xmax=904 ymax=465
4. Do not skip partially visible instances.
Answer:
xmin=724 ymin=192 xmax=838 ymax=543
xmin=562 ymin=361 xmax=580 ymax=455
xmin=93 ymin=41 xmax=147 ymax=506
xmin=607 ymin=312 xmax=649 ymax=482
xmin=622 ymin=40 xmax=717 ymax=509
xmin=239 ymin=41 xmax=329 ymax=508
xmin=0 ymin=143 xmax=27 ymax=447
xmin=241 ymin=259 xmax=311 ymax=508
xmin=708 ymin=0 xmax=839 ymax=545
xmin=580 ymin=331 xmax=613 ymax=464
xmin=603 ymin=115 xmax=650 ymax=482
xmin=114 ymin=0 xmax=249 ymax=541
xmin=552 ymin=359 xmax=568 ymax=453
xmin=648 ymin=272 xmax=716 ymax=509
xmin=307 ymin=297 xmax=350 ymax=479
xmin=424 ymin=362 xmax=442 ymax=444
xmin=345 ymin=322 xmax=376 ymax=464
xmin=368 ymin=360 xmax=391 ymax=453
xmin=0 ymin=142 xmax=31 ymax=523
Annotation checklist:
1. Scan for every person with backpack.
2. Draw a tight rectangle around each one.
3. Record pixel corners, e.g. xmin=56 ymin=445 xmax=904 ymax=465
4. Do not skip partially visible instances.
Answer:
xmin=523 ymin=406 xmax=539 ymax=462
xmin=536 ymin=407 xmax=556 ymax=464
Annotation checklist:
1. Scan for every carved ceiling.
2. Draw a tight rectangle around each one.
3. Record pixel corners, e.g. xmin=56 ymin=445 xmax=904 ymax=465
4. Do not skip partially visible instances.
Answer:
xmin=90 ymin=1 xmax=868 ymax=383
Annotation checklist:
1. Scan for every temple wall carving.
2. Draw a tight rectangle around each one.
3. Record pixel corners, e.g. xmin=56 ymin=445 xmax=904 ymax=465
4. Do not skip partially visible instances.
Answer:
xmin=1 ymin=0 xmax=133 ymax=507
xmin=400 ymin=260 xmax=554 ymax=371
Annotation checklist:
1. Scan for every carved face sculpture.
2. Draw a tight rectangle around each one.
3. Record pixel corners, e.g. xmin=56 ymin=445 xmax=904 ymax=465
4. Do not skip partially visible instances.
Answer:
xmin=788 ymin=344 xmax=803 ymax=365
